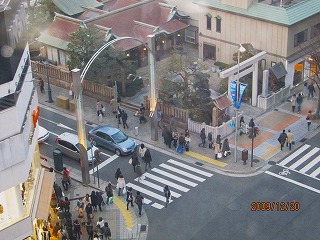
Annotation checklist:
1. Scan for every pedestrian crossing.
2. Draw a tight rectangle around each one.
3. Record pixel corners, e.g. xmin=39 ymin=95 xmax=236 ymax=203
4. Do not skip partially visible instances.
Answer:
xmin=277 ymin=144 xmax=320 ymax=180
xmin=126 ymin=159 xmax=214 ymax=209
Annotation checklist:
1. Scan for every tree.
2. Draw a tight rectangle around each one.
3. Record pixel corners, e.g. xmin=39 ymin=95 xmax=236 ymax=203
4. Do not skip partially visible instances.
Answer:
xmin=299 ymin=39 xmax=320 ymax=118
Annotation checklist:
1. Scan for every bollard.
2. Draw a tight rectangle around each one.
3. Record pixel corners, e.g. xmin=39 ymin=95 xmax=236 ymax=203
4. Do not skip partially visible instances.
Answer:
xmin=135 ymin=126 xmax=139 ymax=136
xmin=99 ymin=114 xmax=103 ymax=123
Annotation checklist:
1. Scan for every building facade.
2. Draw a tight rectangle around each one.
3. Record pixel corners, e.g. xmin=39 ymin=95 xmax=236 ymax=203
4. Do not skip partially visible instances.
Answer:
xmin=195 ymin=0 xmax=320 ymax=88
xmin=0 ymin=0 xmax=54 ymax=239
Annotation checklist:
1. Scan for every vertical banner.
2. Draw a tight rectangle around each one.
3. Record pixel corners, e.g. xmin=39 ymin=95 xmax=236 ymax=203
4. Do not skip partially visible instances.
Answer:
xmin=230 ymin=81 xmax=237 ymax=108
xmin=238 ymin=83 xmax=247 ymax=109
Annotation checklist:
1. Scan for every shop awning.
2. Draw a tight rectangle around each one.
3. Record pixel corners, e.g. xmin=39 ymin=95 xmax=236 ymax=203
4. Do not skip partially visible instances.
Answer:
xmin=269 ymin=62 xmax=288 ymax=79
xmin=35 ymin=170 xmax=55 ymax=220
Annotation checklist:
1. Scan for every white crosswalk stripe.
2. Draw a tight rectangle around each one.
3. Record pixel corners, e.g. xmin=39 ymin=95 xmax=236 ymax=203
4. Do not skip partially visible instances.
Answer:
xmin=126 ymin=159 xmax=214 ymax=210
xmin=300 ymin=155 xmax=320 ymax=173
xmin=278 ymin=144 xmax=310 ymax=166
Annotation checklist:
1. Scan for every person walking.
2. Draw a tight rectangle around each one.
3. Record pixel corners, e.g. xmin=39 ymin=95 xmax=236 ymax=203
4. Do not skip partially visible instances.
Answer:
xmin=162 ymin=125 xmax=172 ymax=148
xmin=163 ymin=185 xmax=171 ymax=208
xmin=139 ymin=103 xmax=146 ymax=124
xmin=198 ymin=128 xmax=206 ymax=148
xmin=172 ymin=128 xmax=179 ymax=148
xmin=240 ymin=116 xmax=246 ymax=136
xmin=178 ymin=133 xmax=185 ymax=148
xmin=303 ymin=82 xmax=308 ymax=97
xmin=62 ymin=169 xmax=70 ymax=191
xmin=78 ymin=205 xmax=85 ymax=225
xmin=143 ymin=148 xmax=152 ymax=171
xmin=116 ymin=106 xmax=122 ymax=125
xmin=96 ymin=217 xmax=105 ymax=229
xmin=185 ymin=134 xmax=190 ymax=152
xmin=216 ymin=134 xmax=222 ymax=150
xmin=96 ymin=100 xmax=104 ymax=117
xmin=131 ymin=152 xmax=140 ymax=172
xmin=139 ymin=143 xmax=147 ymax=162
xmin=307 ymin=110 xmax=313 ymax=131
xmin=222 ymin=138 xmax=231 ymax=157
xmin=86 ymin=221 xmax=94 ymax=240
xmin=96 ymin=191 xmax=103 ymax=212
xmin=85 ymin=203 xmax=93 ymax=221
xmin=103 ymin=222 xmax=111 ymax=240
xmin=213 ymin=141 xmax=220 ymax=160
xmin=135 ymin=191 xmax=144 ymax=217
xmin=90 ymin=191 xmax=98 ymax=212
xmin=114 ymin=168 xmax=122 ymax=180
xmin=286 ymin=129 xmax=294 ymax=150
xmin=121 ymin=110 xmax=129 ymax=129
xmin=278 ymin=130 xmax=288 ymax=150
xmin=135 ymin=164 xmax=143 ymax=182
xmin=39 ymin=78 xmax=45 ymax=93
xmin=73 ymin=220 xmax=81 ymax=240
xmin=308 ymin=83 xmax=315 ymax=99
xmin=296 ymin=93 xmax=303 ymax=113
xmin=208 ymin=132 xmax=213 ymax=149
xmin=53 ymin=183 xmax=63 ymax=202
xmin=84 ymin=193 xmax=91 ymax=207
xmin=110 ymin=96 xmax=117 ymax=114
xmin=126 ymin=187 xmax=134 ymax=210
xmin=105 ymin=182 xmax=113 ymax=205
xmin=117 ymin=174 xmax=126 ymax=196
xmin=291 ymin=94 xmax=297 ymax=112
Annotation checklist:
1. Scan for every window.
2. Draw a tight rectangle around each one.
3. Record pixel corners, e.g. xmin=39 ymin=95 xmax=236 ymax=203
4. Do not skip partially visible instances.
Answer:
xmin=216 ymin=16 xmax=221 ymax=33
xmin=294 ymin=29 xmax=308 ymax=47
xmin=58 ymin=140 xmax=78 ymax=152
xmin=185 ymin=26 xmax=198 ymax=44
xmin=206 ymin=14 xmax=212 ymax=30
xmin=311 ymin=23 xmax=320 ymax=39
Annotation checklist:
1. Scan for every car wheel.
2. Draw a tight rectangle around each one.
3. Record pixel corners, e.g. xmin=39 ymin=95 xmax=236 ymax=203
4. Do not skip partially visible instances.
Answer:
xmin=115 ymin=149 xmax=121 ymax=156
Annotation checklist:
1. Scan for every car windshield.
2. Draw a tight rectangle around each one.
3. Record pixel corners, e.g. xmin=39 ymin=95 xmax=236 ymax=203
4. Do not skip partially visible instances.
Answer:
xmin=76 ymin=140 xmax=93 ymax=151
xmin=111 ymin=130 xmax=128 ymax=143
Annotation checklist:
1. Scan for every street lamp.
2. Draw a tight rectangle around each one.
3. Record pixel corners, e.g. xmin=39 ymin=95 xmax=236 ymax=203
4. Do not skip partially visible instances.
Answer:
xmin=44 ymin=60 xmax=54 ymax=103
xmin=234 ymin=44 xmax=246 ymax=163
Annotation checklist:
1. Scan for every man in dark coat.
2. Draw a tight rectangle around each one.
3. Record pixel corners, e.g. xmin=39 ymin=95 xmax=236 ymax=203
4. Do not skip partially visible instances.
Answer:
xmin=121 ymin=110 xmax=129 ymax=129
xmin=278 ymin=130 xmax=288 ymax=151
xmin=162 ymin=125 xmax=172 ymax=148
xmin=308 ymin=83 xmax=315 ymax=99
xmin=199 ymin=128 xmax=206 ymax=148
xmin=143 ymin=149 xmax=152 ymax=171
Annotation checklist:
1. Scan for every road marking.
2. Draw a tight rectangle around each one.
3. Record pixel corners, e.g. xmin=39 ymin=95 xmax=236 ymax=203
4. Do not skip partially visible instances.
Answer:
xmin=48 ymin=131 xmax=58 ymax=137
xmin=278 ymin=144 xmax=310 ymax=166
xmin=184 ymin=151 xmax=227 ymax=167
xmin=134 ymin=178 xmax=181 ymax=198
xmin=126 ymin=183 xmax=170 ymax=203
xmin=143 ymin=172 xmax=190 ymax=192
xmin=57 ymin=123 xmax=74 ymax=131
xmin=159 ymin=163 xmax=206 ymax=182
xmin=151 ymin=203 xmax=164 ymax=209
xmin=300 ymin=155 xmax=320 ymax=173
xmin=100 ymin=152 xmax=112 ymax=157
xmin=265 ymin=171 xmax=320 ymax=194
xmin=288 ymin=147 xmax=320 ymax=169
xmin=310 ymin=167 xmax=320 ymax=178
xmin=168 ymin=159 xmax=213 ymax=177
xmin=143 ymin=198 xmax=152 ymax=204
xmin=151 ymin=168 xmax=198 ymax=187
xmin=89 ymin=154 xmax=118 ymax=174
xmin=113 ymin=196 xmax=134 ymax=229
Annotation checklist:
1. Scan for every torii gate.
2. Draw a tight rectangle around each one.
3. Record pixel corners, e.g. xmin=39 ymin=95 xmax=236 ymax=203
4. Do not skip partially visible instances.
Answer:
xmin=220 ymin=51 xmax=266 ymax=107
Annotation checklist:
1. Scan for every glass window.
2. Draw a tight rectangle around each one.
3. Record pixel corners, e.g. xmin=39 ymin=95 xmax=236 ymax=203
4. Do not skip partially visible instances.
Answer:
xmin=294 ymin=29 xmax=308 ymax=47
xmin=111 ymin=130 xmax=128 ymax=143
xmin=206 ymin=14 xmax=212 ymax=30
xmin=311 ymin=23 xmax=320 ymax=39
xmin=216 ymin=16 xmax=221 ymax=33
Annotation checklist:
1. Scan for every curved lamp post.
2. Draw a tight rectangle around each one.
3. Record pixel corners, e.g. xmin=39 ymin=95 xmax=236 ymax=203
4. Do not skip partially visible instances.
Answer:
xmin=44 ymin=60 xmax=54 ymax=103
xmin=73 ymin=35 xmax=161 ymax=185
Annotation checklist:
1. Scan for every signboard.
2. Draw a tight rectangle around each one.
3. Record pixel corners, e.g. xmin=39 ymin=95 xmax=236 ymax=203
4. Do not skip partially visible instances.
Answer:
xmin=230 ymin=81 xmax=247 ymax=109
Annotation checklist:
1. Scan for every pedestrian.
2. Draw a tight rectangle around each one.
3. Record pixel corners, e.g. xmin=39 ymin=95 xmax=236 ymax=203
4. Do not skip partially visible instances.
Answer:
xmin=277 ymin=129 xmax=288 ymax=150
xmin=96 ymin=191 xmax=103 ymax=212
xmin=131 ymin=152 xmax=140 ymax=172
xmin=162 ymin=125 xmax=172 ymax=148
xmin=185 ymin=134 xmax=190 ymax=152
xmin=143 ymin=148 xmax=152 ymax=171
xmin=291 ymin=94 xmax=297 ymax=112
xmin=139 ymin=143 xmax=147 ymax=162
xmin=216 ymin=134 xmax=222 ymax=150
xmin=39 ymin=78 xmax=45 ymax=93
xmin=163 ymin=185 xmax=171 ymax=208
xmin=135 ymin=164 xmax=143 ymax=182
xmin=85 ymin=203 xmax=93 ymax=221
xmin=240 ymin=116 xmax=246 ymax=136
xmin=96 ymin=100 xmax=104 ymax=117
xmin=96 ymin=217 xmax=105 ymax=229
xmin=139 ymin=103 xmax=146 ymax=124
xmin=94 ymin=225 xmax=103 ymax=240
xmin=126 ymin=187 xmax=134 ymax=210
xmin=208 ymin=132 xmax=213 ymax=149
xmin=222 ymin=138 xmax=231 ymax=157
xmin=77 ymin=197 xmax=85 ymax=209
xmin=53 ymin=183 xmax=63 ymax=202
xmin=110 ymin=96 xmax=117 ymax=114
xmin=185 ymin=128 xmax=190 ymax=137
xmin=198 ymin=128 xmax=206 ymax=148
xmin=303 ymin=82 xmax=308 ymax=97
xmin=178 ymin=133 xmax=185 ymax=148
xmin=121 ymin=110 xmax=129 ymax=129
xmin=296 ymin=93 xmax=303 ymax=113
xmin=90 ymin=191 xmax=98 ymax=212
xmin=117 ymin=174 xmax=126 ymax=196
xmin=84 ymin=193 xmax=91 ymax=207
xmin=213 ymin=141 xmax=220 ymax=160
xmin=78 ymin=205 xmax=85 ymax=225
xmin=308 ymin=83 xmax=315 ymax=99
xmin=103 ymin=222 xmax=111 ymax=240
xmin=62 ymin=169 xmax=70 ymax=191
xmin=115 ymin=168 xmax=122 ymax=180
xmin=64 ymin=196 xmax=70 ymax=212
xmin=307 ymin=110 xmax=313 ymax=131
xmin=116 ymin=106 xmax=122 ymax=125
xmin=86 ymin=221 xmax=94 ymax=240
xmin=287 ymin=129 xmax=294 ymax=150
xmin=105 ymin=182 xmax=113 ymax=205
xmin=135 ymin=191 xmax=144 ymax=217
xmin=93 ymin=233 xmax=100 ymax=240
xmin=172 ymin=128 xmax=179 ymax=148
xmin=157 ymin=108 xmax=164 ymax=129
xmin=249 ymin=118 xmax=255 ymax=128
xmin=73 ymin=220 xmax=81 ymax=240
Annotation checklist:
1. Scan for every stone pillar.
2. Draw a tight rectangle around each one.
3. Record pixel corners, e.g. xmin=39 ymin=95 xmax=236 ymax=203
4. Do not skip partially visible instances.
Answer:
xmin=212 ymin=107 xmax=218 ymax=127
xmin=262 ymin=70 xmax=269 ymax=97
xmin=252 ymin=62 xmax=259 ymax=106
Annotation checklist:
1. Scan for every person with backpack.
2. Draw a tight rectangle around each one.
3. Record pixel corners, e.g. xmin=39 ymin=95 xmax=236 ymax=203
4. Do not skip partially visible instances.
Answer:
xmin=126 ymin=187 xmax=134 ymax=210
xmin=105 ymin=182 xmax=113 ymax=205
xmin=164 ymin=185 xmax=171 ymax=208
xmin=135 ymin=191 xmax=144 ymax=217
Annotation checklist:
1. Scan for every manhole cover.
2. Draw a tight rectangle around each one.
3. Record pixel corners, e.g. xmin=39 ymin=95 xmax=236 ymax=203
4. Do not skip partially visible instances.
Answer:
xmin=86 ymin=121 xmax=93 ymax=125
xmin=195 ymin=162 xmax=203 ymax=166
xmin=140 ymin=225 xmax=147 ymax=232
xmin=228 ymin=201 xmax=241 ymax=211
xmin=268 ymin=161 xmax=276 ymax=165
xmin=274 ymin=108 xmax=279 ymax=111
xmin=300 ymin=138 xmax=307 ymax=142
xmin=253 ymin=159 xmax=260 ymax=163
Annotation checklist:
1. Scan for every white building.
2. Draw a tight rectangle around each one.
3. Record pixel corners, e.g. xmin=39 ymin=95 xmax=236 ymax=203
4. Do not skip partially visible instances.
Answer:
xmin=0 ymin=0 xmax=54 ymax=239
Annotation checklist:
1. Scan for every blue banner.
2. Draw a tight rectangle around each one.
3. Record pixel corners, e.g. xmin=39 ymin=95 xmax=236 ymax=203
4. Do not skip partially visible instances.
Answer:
xmin=230 ymin=81 xmax=237 ymax=108
xmin=238 ymin=83 xmax=247 ymax=109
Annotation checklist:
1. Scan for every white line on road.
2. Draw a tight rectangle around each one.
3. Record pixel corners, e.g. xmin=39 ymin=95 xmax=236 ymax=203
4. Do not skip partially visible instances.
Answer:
xmin=265 ymin=171 xmax=320 ymax=194
xmin=310 ymin=167 xmax=320 ymax=178
xmin=168 ymin=159 xmax=213 ymax=177
xmin=159 ymin=164 xmax=206 ymax=182
xmin=134 ymin=178 xmax=181 ymax=198
xmin=278 ymin=144 xmax=310 ymax=167
xmin=89 ymin=154 xmax=119 ymax=174
xmin=126 ymin=182 xmax=169 ymax=203
xmin=151 ymin=202 xmax=164 ymax=209
xmin=143 ymin=172 xmax=190 ymax=192
xmin=151 ymin=168 xmax=198 ymax=187
xmin=300 ymin=155 xmax=320 ymax=173
xmin=288 ymin=147 xmax=320 ymax=169
xmin=57 ymin=123 xmax=74 ymax=131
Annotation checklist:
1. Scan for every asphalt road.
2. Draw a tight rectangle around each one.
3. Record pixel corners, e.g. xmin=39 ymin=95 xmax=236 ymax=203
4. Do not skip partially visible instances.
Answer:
xmin=39 ymin=107 xmax=320 ymax=240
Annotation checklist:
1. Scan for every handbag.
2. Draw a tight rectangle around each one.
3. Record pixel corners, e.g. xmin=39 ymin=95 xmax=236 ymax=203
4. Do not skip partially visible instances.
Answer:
xmin=128 ymin=158 xmax=132 ymax=164
xmin=109 ymin=196 xmax=114 ymax=204
xmin=217 ymin=152 xmax=222 ymax=158
xmin=292 ymin=141 xmax=295 ymax=145
xmin=122 ymin=187 xmax=127 ymax=195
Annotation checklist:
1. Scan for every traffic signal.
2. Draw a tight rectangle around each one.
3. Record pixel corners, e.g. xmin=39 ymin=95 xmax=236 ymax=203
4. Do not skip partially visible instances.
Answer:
xmin=248 ymin=127 xmax=259 ymax=139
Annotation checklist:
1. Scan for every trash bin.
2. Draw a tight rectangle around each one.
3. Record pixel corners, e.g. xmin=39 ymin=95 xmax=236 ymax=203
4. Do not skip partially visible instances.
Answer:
xmin=135 ymin=126 xmax=139 ymax=136
xmin=242 ymin=149 xmax=248 ymax=162
xmin=53 ymin=149 xmax=63 ymax=171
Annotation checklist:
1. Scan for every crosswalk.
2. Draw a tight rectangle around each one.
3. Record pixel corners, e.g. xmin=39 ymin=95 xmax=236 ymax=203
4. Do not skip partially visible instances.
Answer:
xmin=126 ymin=159 xmax=214 ymax=209
xmin=277 ymin=144 xmax=320 ymax=180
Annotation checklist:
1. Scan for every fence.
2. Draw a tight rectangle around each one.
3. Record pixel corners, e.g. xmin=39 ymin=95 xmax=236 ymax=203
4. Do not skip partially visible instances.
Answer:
xmin=257 ymin=86 xmax=290 ymax=110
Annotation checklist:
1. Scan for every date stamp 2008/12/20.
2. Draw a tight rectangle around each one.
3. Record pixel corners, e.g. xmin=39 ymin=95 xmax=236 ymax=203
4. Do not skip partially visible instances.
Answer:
xmin=251 ymin=202 xmax=300 ymax=211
